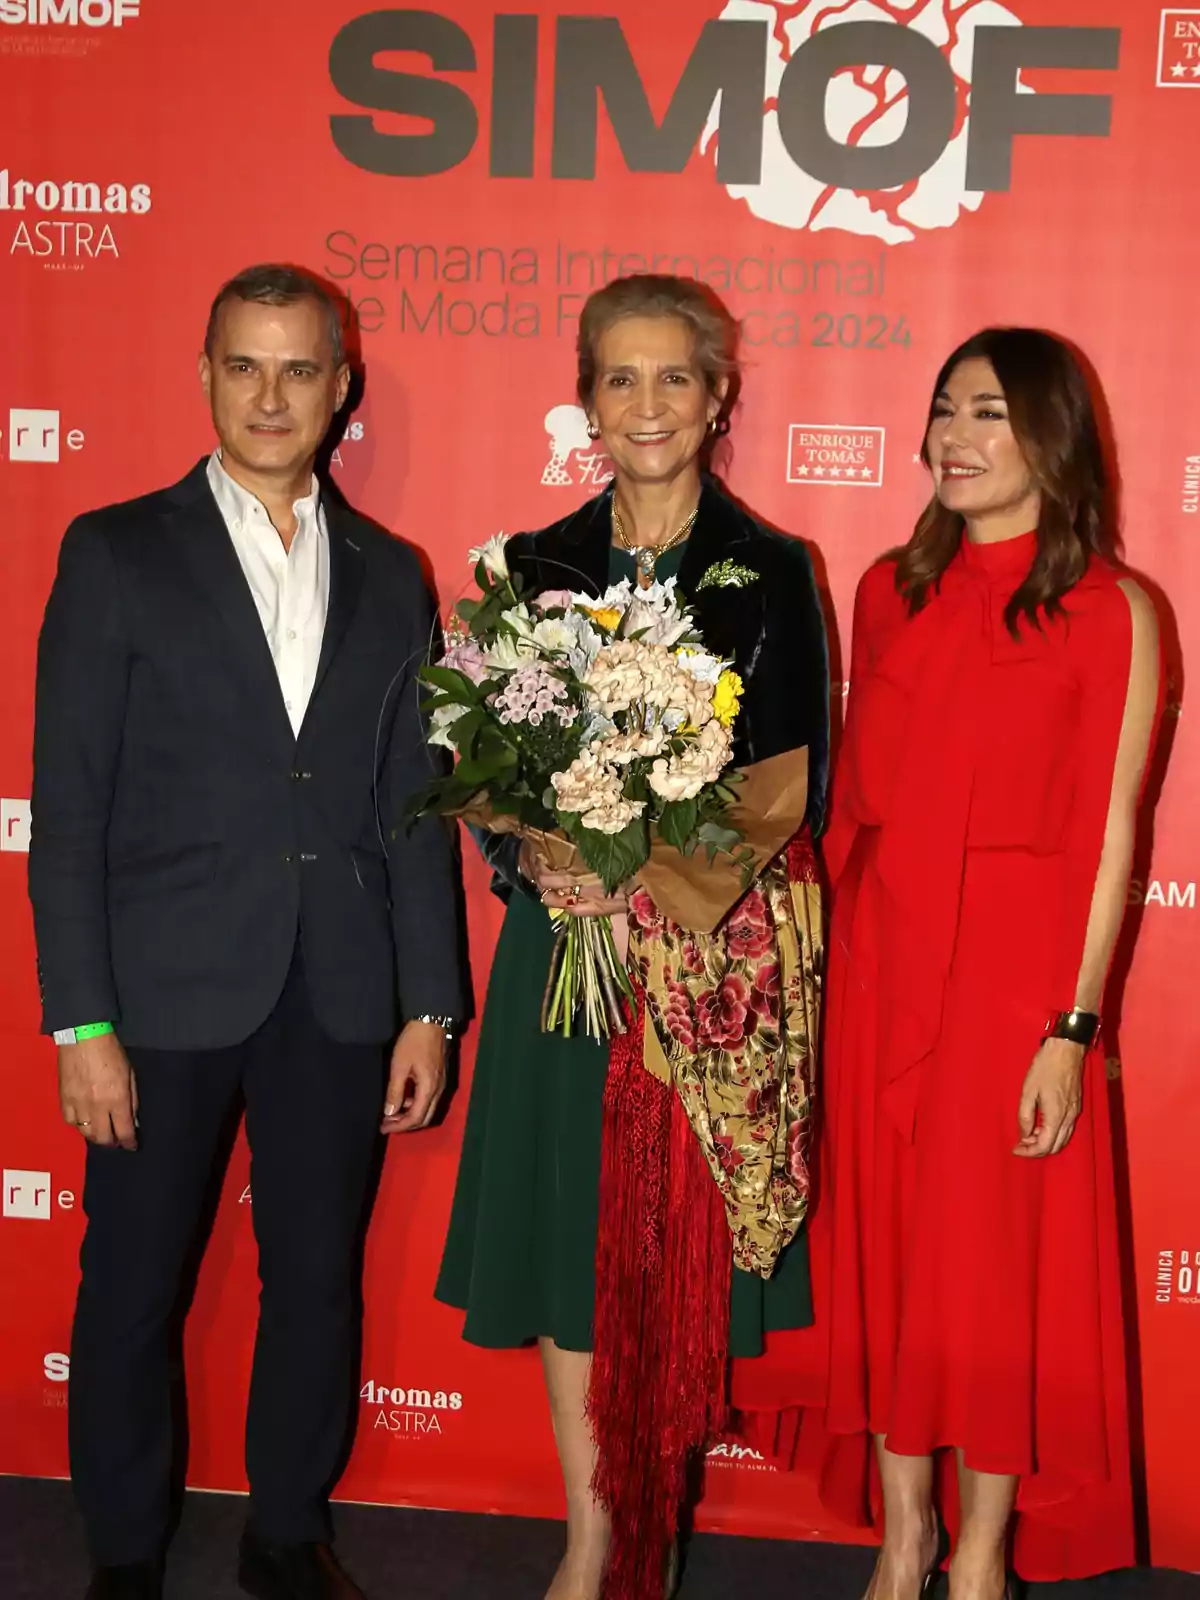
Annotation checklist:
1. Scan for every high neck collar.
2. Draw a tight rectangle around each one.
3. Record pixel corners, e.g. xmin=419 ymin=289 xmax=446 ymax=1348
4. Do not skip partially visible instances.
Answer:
xmin=959 ymin=529 xmax=1036 ymax=579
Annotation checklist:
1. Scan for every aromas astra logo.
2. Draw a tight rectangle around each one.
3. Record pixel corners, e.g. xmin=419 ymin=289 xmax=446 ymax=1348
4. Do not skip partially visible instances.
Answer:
xmin=329 ymin=10 xmax=1118 ymax=240
xmin=788 ymin=425 xmax=885 ymax=487
xmin=3 ymin=168 xmax=152 ymax=266
xmin=541 ymin=404 xmax=612 ymax=490
xmin=1154 ymin=1248 xmax=1200 ymax=1305
xmin=360 ymin=1377 xmax=463 ymax=1439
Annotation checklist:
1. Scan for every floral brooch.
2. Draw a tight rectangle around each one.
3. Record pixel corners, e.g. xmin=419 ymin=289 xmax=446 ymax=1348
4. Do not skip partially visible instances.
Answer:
xmin=696 ymin=560 xmax=760 ymax=592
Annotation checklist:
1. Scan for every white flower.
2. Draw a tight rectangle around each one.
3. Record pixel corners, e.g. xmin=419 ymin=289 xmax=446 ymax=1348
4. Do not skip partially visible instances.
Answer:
xmin=467 ymin=532 xmax=510 ymax=582
xmin=483 ymin=604 xmax=538 ymax=672
xmin=675 ymin=647 xmax=726 ymax=685
xmin=483 ymin=634 xmax=530 ymax=672
xmin=623 ymin=595 xmax=692 ymax=648
xmin=531 ymin=616 xmax=574 ymax=655
xmin=582 ymin=578 xmax=634 ymax=611
xmin=601 ymin=726 xmax=669 ymax=766
xmin=532 ymin=611 xmax=603 ymax=677
xmin=587 ymin=640 xmax=714 ymax=723
xmin=550 ymin=748 xmax=646 ymax=835
xmin=584 ymin=793 xmax=646 ymax=835
xmin=428 ymin=701 xmax=469 ymax=750
xmin=647 ymin=722 xmax=733 ymax=802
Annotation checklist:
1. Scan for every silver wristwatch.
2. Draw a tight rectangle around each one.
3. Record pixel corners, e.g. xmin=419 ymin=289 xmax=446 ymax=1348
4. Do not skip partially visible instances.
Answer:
xmin=414 ymin=1014 xmax=456 ymax=1040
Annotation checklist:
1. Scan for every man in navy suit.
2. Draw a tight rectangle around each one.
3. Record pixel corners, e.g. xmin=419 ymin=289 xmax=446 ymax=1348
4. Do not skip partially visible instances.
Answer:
xmin=30 ymin=264 xmax=466 ymax=1600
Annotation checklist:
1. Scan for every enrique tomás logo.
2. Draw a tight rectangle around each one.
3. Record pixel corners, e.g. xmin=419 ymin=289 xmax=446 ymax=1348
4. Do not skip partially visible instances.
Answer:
xmin=1158 ymin=10 xmax=1200 ymax=84
xmin=360 ymin=1377 xmax=463 ymax=1439
xmin=788 ymin=425 xmax=885 ymax=487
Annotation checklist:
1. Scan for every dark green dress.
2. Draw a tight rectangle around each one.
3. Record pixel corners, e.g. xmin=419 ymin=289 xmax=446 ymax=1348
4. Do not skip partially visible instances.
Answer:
xmin=435 ymin=544 xmax=812 ymax=1354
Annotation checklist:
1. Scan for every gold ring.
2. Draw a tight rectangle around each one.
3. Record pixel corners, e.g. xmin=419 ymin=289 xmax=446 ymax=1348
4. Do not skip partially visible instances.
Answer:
xmin=571 ymin=884 xmax=583 ymax=901
xmin=76 ymin=1119 xmax=91 ymax=1129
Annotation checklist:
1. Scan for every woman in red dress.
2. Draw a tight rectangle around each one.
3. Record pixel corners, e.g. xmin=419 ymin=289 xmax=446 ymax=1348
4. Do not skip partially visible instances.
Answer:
xmin=815 ymin=328 xmax=1161 ymax=1598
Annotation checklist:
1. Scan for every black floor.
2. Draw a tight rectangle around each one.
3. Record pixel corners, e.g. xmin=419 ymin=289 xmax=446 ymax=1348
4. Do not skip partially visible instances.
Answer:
xmin=2 ymin=1476 xmax=1198 ymax=1600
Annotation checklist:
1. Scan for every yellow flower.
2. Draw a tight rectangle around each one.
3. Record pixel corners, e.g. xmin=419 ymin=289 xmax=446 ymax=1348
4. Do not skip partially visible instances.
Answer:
xmin=584 ymin=606 xmax=623 ymax=632
xmin=712 ymin=669 xmax=743 ymax=728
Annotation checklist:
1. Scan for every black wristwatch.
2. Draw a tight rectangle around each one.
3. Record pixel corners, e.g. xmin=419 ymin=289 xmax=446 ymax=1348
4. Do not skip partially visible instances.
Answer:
xmin=1044 ymin=1008 xmax=1101 ymax=1048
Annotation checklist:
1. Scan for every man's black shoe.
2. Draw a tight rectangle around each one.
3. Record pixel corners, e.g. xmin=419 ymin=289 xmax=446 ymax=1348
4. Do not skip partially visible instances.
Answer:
xmin=84 ymin=1561 xmax=163 ymax=1599
xmin=238 ymin=1528 xmax=366 ymax=1599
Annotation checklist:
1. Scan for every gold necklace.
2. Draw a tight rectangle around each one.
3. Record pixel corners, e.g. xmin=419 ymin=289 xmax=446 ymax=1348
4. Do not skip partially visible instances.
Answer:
xmin=611 ymin=499 xmax=699 ymax=583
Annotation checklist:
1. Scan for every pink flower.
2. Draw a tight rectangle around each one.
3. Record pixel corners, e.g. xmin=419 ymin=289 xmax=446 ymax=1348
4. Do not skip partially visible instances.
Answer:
xmin=744 ymin=1080 xmax=780 ymax=1119
xmin=664 ymin=980 xmax=697 ymax=1052
xmin=726 ymin=888 xmax=774 ymax=963
xmin=628 ymin=887 xmax=665 ymax=939
xmin=681 ymin=936 xmax=705 ymax=976
xmin=696 ymin=974 xmax=751 ymax=1050
xmin=713 ymin=1132 xmax=745 ymax=1173
xmin=533 ymin=588 xmax=574 ymax=612
xmin=443 ymin=636 xmax=488 ymax=684
xmin=750 ymin=961 xmax=780 ymax=1023
xmin=787 ymin=1114 xmax=811 ymax=1195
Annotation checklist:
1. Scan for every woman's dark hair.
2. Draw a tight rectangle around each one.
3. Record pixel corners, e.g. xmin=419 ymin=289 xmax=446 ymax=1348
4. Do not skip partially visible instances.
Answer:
xmin=898 ymin=327 xmax=1119 ymax=635
xmin=575 ymin=274 xmax=741 ymax=455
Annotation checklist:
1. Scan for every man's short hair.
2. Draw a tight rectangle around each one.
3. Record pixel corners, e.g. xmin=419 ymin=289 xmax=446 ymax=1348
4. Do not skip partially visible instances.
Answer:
xmin=204 ymin=264 xmax=346 ymax=366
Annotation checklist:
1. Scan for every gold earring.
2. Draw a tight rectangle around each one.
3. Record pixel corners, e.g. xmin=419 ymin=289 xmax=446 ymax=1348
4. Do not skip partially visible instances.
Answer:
xmin=707 ymin=417 xmax=718 ymax=435
xmin=587 ymin=422 xmax=601 ymax=440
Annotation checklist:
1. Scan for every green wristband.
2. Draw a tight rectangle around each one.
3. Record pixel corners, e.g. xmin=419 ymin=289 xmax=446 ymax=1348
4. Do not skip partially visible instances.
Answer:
xmin=74 ymin=1022 xmax=114 ymax=1041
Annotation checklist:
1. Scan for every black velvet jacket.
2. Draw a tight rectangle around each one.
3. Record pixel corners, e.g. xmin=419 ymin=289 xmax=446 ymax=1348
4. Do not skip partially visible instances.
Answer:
xmin=477 ymin=475 xmax=830 ymax=900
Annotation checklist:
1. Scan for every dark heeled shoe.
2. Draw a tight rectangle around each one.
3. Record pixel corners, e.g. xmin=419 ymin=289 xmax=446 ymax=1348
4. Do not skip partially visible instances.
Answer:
xmin=922 ymin=1518 xmax=951 ymax=1595
xmin=663 ymin=1538 xmax=680 ymax=1600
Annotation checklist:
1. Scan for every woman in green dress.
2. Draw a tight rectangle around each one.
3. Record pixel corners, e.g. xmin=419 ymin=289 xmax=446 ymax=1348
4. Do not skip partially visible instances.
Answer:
xmin=436 ymin=275 xmax=830 ymax=1600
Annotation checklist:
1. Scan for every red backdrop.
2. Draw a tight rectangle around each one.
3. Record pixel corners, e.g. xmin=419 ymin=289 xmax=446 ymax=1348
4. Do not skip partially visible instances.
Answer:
xmin=1 ymin=0 xmax=1196 ymax=1568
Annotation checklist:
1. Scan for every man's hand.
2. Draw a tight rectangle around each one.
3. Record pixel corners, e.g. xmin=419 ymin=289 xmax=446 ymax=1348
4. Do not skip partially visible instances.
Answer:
xmin=381 ymin=1020 xmax=448 ymax=1135
xmin=59 ymin=1033 xmax=138 ymax=1150
xmin=1014 ymin=1037 xmax=1085 ymax=1158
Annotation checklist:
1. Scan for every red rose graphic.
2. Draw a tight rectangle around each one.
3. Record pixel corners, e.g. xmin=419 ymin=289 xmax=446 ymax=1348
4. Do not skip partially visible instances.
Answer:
xmin=664 ymin=979 xmax=697 ymax=1052
xmin=745 ymin=1080 xmax=781 ymax=1119
xmin=726 ymin=888 xmax=774 ymax=962
xmin=681 ymin=935 xmax=705 ymax=975
xmin=628 ymin=887 xmax=665 ymax=939
xmin=787 ymin=1115 xmax=812 ymax=1195
xmin=713 ymin=1132 xmax=745 ymax=1173
xmin=751 ymin=960 xmax=781 ymax=1023
xmin=696 ymin=974 xmax=751 ymax=1049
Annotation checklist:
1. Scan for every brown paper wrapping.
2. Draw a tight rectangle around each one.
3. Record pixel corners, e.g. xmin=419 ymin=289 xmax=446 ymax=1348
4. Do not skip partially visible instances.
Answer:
xmin=454 ymin=745 xmax=809 ymax=935
xmin=635 ymin=746 xmax=808 ymax=932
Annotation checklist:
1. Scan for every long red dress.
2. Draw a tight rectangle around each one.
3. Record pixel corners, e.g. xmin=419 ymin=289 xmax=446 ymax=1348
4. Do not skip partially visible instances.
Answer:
xmin=738 ymin=532 xmax=1145 ymax=1578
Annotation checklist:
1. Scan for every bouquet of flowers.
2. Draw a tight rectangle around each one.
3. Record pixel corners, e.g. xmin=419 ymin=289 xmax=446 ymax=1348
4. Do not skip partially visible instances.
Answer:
xmin=410 ymin=533 xmax=751 ymax=1039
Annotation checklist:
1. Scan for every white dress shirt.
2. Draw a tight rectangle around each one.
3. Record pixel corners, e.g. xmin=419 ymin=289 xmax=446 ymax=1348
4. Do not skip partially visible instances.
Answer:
xmin=206 ymin=452 xmax=329 ymax=737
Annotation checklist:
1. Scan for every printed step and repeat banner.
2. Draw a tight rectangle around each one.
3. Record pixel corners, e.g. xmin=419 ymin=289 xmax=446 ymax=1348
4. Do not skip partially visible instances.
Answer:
xmin=1 ymin=0 xmax=1197 ymax=1567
